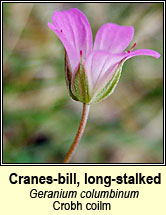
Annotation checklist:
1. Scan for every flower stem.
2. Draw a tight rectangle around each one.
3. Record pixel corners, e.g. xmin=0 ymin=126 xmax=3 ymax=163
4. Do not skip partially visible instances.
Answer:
xmin=63 ymin=103 xmax=90 ymax=163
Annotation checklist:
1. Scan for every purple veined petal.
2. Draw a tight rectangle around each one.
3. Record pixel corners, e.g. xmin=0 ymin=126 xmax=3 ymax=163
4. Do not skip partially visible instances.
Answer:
xmin=122 ymin=49 xmax=161 ymax=61
xmin=94 ymin=23 xmax=134 ymax=54
xmin=84 ymin=50 xmax=125 ymax=96
xmin=48 ymin=8 xmax=93 ymax=73
xmin=48 ymin=22 xmax=78 ymax=74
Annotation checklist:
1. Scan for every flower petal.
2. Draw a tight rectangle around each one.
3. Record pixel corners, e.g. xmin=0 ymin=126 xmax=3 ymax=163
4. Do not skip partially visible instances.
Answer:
xmin=94 ymin=23 xmax=134 ymax=53
xmin=84 ymin=50 xmax=124 ymax=96
xmin=48 ymin=8 xmax=93 ymax=73
xmin=123 ymin=49 xmax=161 ymax=60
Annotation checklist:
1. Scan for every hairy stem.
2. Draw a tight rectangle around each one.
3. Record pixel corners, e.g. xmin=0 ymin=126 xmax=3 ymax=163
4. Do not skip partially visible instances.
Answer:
xmin=63 ymin=103 xmax=90 ymax=163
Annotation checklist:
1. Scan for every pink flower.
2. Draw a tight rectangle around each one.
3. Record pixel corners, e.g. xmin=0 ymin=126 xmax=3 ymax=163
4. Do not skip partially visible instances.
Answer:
xmin=48 ymin=8 xmax=160 ymax=104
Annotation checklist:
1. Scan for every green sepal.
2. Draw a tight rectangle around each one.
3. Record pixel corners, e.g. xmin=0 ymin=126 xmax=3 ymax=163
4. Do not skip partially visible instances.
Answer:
xmin=73 ymin=62 xmax=91 ymax=104
xmin=65 ymin=52 xmax=79 ymax=101
xmin=91 ymin=61 xmax=124 ymax=103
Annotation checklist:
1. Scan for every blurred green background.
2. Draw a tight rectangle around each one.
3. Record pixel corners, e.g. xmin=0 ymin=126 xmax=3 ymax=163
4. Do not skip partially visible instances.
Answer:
xmin=3 ymin=3 xmax=163 ymax=163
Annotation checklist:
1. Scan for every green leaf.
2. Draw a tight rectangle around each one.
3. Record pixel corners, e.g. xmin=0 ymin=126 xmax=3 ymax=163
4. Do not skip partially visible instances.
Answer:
xmin=64 ymin=52 xmax=79 ymax=101
xmin=73 ymin=62 xmax=91 ymax=103
xmin=91 ymin=61 xmax=124 ymax=103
